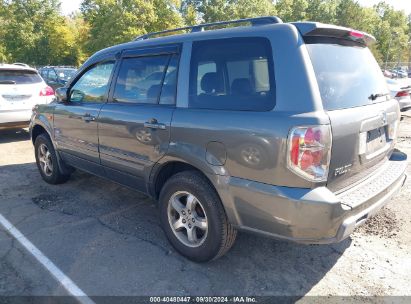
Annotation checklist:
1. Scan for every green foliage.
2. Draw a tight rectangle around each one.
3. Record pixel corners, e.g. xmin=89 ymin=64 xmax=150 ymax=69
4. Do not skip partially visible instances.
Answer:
xmin=181 ymin=0 xmax=276 ymax=23
xmin=0 ymin=0 xmax=410 ymax=67
xmin=305 ymin=0 xmax=338 ymax=23
xmin=81 ymin=0 xmax=183 ymax=53
xmin=0 ymin=0 xmax=87 ymax=66
xmin=276 ymin=0 xmax=308 ymax=22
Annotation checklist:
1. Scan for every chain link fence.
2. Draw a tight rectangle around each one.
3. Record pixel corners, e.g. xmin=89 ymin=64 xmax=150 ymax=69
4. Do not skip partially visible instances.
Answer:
xmin=383 ymin=62 xmax=411 ymax=71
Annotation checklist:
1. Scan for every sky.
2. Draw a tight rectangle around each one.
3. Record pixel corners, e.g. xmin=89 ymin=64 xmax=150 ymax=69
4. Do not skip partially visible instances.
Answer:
xmin=358 ymin=0 xmax=411 ymax=15
xmin=59 ymin=0 xmax=411 ymax=16
xmin=61 ymin=0 xmax=81 ymax=15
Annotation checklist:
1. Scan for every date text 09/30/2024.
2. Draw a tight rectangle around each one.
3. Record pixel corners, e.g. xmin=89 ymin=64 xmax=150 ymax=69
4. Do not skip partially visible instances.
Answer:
xmin=149 ymin=297 xmax=257 ymax=303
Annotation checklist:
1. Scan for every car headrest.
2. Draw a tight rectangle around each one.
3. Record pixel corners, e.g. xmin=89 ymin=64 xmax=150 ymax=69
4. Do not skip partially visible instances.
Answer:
xmin=200 ymin=72 xmax=217 ymax=94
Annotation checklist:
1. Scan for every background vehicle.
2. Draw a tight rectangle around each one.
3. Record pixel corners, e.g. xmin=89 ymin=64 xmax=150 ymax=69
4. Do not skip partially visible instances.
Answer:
xmin=30 ymin=17 xmax=407 ymax=262
xmin=383 ymin=69 xmax=394 ymax=78
xmin=12 ymin=63 xmax=30 ymax=68
xmin=38 ymin=66 xmax=77 ymax=90
xmin=0 ymin=64 xmax=54 ymax=129
xmin=390 ymin=68 xmax=408 ymax=78
xmin=386 ymin=77 xmax=411 ymax=111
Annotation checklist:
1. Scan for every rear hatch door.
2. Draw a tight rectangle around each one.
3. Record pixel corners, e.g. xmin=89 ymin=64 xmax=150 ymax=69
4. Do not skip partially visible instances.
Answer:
xmin=298 ymin=23 xmax=399 ymax=196
xmin=0 ymin=69 xmax=44 ymax=111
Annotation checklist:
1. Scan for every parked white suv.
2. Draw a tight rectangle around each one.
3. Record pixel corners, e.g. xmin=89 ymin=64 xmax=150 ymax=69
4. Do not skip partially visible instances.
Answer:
xmin=0 ymin=64 xmax=54 ymax=128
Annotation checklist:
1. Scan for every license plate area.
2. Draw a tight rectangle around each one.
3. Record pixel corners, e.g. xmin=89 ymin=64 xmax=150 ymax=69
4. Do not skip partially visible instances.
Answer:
xmin=366 ymin=126 xmax=387 ymax=153
xmin=2 ymin=95 xmax=32 ymax=102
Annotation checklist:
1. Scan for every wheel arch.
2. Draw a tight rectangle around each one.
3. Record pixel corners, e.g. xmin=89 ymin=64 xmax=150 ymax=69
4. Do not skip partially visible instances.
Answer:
xmin=30 ymin=113 xmax=54 ymax=146
xmin=31 ymin=124 xmax=50 ymax=145
xmin=149 ymin=158 xmax=224 ymax=202
xmin=31 ymin=120 xmax=73 ymax=176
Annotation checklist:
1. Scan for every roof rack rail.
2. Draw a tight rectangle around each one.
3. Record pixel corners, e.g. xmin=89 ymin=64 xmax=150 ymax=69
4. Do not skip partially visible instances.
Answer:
xmin=134 ymin=16 xmax=283 ymax=41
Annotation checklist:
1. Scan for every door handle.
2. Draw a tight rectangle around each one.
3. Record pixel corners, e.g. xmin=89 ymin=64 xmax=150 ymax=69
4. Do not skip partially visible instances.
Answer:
xmin=82 ymin=113 xmax=95 ymax=122
xmin=144 ymin=118 xmax=166 ymax=130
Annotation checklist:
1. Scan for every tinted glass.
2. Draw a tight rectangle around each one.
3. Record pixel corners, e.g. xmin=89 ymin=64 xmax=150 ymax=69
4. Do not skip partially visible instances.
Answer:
xmin=113 ymin=55 xmax=170 ymax=104
xmin=306 ymin=43 xmax=389 ymax=111
xmin=70 ymin=62 xmax=114 ymax=103
xmin=189 ymin=38 xmax=275 ymax=111
xmin=197 ymin=62 xmax=216 ymax=94
xmin=0 ymin=70 xmax=43 ymax=84
xmin=48 ymin=70 xmax=58 ymax=81
xmin=160 ymin=54 xmax=179 ymax=105
xmin=39 ymin=69 xmax=47 ymax=78
xmin=55 ymin=68 xmax=76 ymax=81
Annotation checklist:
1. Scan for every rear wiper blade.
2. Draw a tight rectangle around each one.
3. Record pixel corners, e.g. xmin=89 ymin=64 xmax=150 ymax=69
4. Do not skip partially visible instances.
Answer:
xmin=368 ymin=92 xmax=389 ymax=101
xmin=0 ymin=80 xmax=16 ymax=84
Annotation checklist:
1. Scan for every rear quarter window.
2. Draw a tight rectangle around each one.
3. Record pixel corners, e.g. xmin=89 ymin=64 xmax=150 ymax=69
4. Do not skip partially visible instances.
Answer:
xmin=0 ymin=69 xmax=43 ymax=84
xmin=189 ymin=37 xmax=275 ymax=111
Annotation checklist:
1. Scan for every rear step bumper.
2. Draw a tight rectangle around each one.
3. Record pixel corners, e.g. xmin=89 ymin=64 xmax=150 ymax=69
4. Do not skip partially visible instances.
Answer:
xmin=217 ymin=150 xmax=407 ymax=244
xmin=334 ymin=169 xmax=406 ymax=243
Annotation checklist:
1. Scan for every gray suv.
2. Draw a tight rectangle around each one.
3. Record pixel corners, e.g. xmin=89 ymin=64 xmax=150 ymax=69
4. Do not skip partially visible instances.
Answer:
xmin=30 ymin=17 xmax=408 ymax=262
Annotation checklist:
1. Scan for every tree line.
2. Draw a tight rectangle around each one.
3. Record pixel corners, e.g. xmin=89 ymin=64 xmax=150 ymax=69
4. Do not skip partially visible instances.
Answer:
xmin=0 ymin=0 xmax=410 ymax=67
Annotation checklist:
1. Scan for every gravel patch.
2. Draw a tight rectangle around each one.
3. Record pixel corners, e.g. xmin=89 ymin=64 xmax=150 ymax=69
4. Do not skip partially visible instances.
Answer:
xmin=356 ymin=207 xmax=402 ymax=239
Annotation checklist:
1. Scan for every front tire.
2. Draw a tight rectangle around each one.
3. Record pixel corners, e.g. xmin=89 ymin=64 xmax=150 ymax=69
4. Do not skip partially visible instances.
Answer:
xmin=159 ymin=171 xmax=237 ymax=262
xmin=34 ymin=134 xmax=71 ymax=184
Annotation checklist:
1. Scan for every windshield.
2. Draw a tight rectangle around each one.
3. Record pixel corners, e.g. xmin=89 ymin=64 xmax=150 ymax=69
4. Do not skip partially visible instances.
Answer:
xmin=0 ymin=69 xmax=43 ymax=84
xmin=55 ymin=68 xmax=76 ymax=81
xmin=306 ymin=43 xmax=389 ymax=111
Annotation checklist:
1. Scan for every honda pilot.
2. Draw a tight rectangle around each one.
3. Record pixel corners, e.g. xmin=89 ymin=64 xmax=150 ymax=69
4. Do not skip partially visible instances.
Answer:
xmin=30 ymin=17 xmax=408 ymax=262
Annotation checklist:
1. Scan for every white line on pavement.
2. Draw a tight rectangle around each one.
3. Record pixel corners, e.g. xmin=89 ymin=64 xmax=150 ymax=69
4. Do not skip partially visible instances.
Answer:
xmin=0 ymin=213 xmax=95 ymax=304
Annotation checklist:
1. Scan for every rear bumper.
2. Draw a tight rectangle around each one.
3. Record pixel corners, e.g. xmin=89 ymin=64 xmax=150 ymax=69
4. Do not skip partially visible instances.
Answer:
xmin=0 ymin=109 xmax=32 ymax=125
xmin=397 ymin=96 xmax=411 ymax=111
xmin=332 ymin=171 xmax=406 ymax=243
xmin=217 ymin=150 xmax=407 ymax=244
xmin=0 ymin=121 xmax=30 ymax=129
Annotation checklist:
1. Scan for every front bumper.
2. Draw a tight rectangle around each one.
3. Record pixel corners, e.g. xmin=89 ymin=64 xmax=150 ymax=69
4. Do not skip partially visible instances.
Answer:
xmin=217 ymin=150 xmax=407 ymax=244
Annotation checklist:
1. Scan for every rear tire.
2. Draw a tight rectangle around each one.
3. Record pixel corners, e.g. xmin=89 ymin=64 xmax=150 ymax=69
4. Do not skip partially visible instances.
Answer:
xmin=159 ymin=171 xmax=237 ymax=262
xmin=34 ymin=134 xmax=71 ymax=184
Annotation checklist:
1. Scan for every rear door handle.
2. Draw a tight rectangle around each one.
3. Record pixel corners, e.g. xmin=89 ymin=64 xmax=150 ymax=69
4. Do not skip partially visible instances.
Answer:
xmin=144 ymin=118 xmax=166 ymax=130
xmin=82 ymin=113 xmax=95 ymax=122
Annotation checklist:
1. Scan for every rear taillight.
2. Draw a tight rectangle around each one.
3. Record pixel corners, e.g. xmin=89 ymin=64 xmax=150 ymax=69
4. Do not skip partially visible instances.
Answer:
xmin=40 ymin=86 xmax=54 ymax=96
xmin=348 ymin=30 xmax=364 ymax=39
xmin=395 ymin=91 xmax=409 ymax=98
xmin=287 ymin=125 xmax=332 ymax=182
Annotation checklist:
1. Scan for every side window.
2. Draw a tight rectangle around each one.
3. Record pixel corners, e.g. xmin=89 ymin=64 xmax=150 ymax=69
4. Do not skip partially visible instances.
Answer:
xmin=70 ymin=62 xmax=115 ymax=103
xmin=160 ymin=54 xmax=179 ymax=105
xmin=41 ymin=69 xmax=49 ymax=79
xmin=197 ymin=62 xmax=217 ymax=95
xmin=113 ymin=55 xmax=171 ymax=104
xmin=48 ymin=70 xmax=58 ymax=81
xmin=189 ymin=38 xmax=275 ymax=111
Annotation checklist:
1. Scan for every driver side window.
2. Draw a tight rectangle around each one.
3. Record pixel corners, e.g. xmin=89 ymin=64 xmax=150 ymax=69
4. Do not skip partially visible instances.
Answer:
xmin=70 ymin=62 xmax=115 ymax=103
xmin=112 ymin=55 xmax=171 ymax=104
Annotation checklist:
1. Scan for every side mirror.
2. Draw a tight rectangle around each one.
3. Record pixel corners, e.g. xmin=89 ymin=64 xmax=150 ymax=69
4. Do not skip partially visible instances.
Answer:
xmin=55 ymin=87 xmax=68 ymax=103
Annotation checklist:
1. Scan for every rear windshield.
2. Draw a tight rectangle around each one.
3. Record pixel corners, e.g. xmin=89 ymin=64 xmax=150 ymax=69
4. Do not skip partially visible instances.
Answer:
xmin=55 ymin=68 xmax=76 ymax=81
xmin=0 ymin=69 xmax=43 ymax=84
xmin=306 ymin=42 xmax=388 ymax=111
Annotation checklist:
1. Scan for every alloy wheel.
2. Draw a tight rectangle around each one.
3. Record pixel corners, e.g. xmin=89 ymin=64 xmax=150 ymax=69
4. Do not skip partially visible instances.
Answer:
xmin=38 ymin=143 xmax=53 ymax=177
xmin=167 ymin=191 xmax=208 ymax=248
